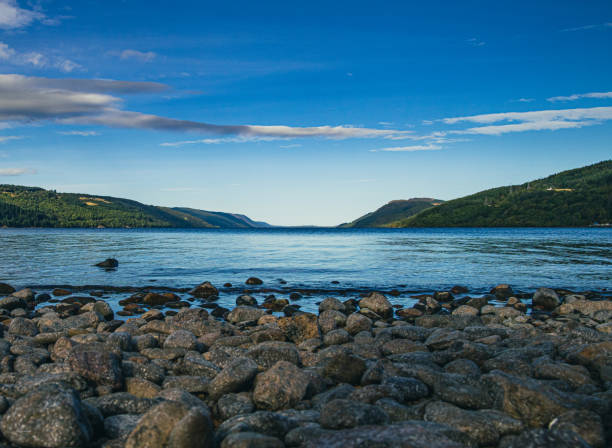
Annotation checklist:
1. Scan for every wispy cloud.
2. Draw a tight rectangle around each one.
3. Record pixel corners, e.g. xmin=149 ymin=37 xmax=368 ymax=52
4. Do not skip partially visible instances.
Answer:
xmin=562 ymin=22 xmax=612 ymax=32
xmin=120 ymin=49 xmax=157 ymax=63
xmin=0 ymin=74 xmax=411 ymax=141
xmin=279 ymin=143 xmax=302 ymax=149
xmin=159 ymin=187 xmax=199 ymax=192
xmin=547 ymin=91 xmax=612 ymax=102
xmin=0 ymin=135 xmax=21 ymax=143
xmin=443 ymin=106 xmax=612 ymax=135
xmin=0 ymin=0 xmax=44 ymax=29
xmin=0 ymin=167 xmax=36 ymax=176
xmin=58 ymin=130 xmax=100 ymax=136
xmin=466 ymin=37 xmax=486 ymax=47
xmin=0 ymin=42 xmax=82 ymax=73
xmin=371 ymin=144 xmax=442 ymax=152
xmin=513 ymin=98 xmax=534 ymax=103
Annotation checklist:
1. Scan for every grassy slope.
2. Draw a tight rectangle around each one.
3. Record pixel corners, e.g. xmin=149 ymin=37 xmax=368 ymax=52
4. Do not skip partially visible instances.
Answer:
xmin=390 ymin=160 xmax=612 ymax=227
xmin=339 ymin=198 xmax=444 ymax=228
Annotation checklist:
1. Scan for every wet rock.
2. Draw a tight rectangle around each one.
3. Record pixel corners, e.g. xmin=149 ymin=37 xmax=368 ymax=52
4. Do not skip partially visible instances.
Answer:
xmin=320 ymin=398 xmax=389 ymax=429
xmin=301 ymin=421 xmax=467 ymax=448
xmin=533 ymin=288 xmax=560 ymax=310
xmin=246 ymin=277 xmax=264 ymax=285
xmin=67 ymin=345 xmax=123 ymax=390
xmin=220 ymin=432 xmax=284 ymax=448
xmin=163 ymin=329 xmax=198 ymax=351
xmin=424 ymin=401 xmax=501 ymax=446
xmin=227 ymin=306 xmax=266 ymax=324
xmin=0 ymin=295 xmax=26 ymax=310
xmin=491 ymin=284 xmax=514 ymax=299
xmin=345 ymin=312 xmax=372 ymax=335
xmin=483 ymin=370 xmax=607 ymax=427
xmin=8 ymin=317 xmax=38 ymax=336
xmin=88 ymin=393 xmax=161 ymax=417
xmin=246 ymin=341 xmax=299 ymax=369
xmin=95 ymin=258 xmax=119 ymax=268
xmin=323 ymin=328 xmax=351 ymax=346
xmin=215 ymin=411 xmax=298 ymax=443
xmin=189 ymin=281 xmax=219 ymax=298
xmin=319 ymin=297 xmax=346 ymax=313
xmin=208 ymin=357 xmax=259 ymax=400
xmin=126 ymin=377 xmax=161 ymax=398
xmin=236 ymin=295 xmax=258 ymax=306
xmin=359 ymin=292 xmax=393 ymax=318
xmin=278 ymin=313 xmax=320 ymax=343
xmin=318 ymin=309 xmax=347 ymax=333
xmin=125 ymin=400 xmax=213 ymax=448
xmin=216 ymin=392 xmax=254 ymax=421
xmin=548 ymin=409 xmax=605 ymax=448
xmin=320 ymin=351 xmax=367 ymax=385
xmin=500 ymin=428 xmax=591 ymax=448
xmin=0 ymin=283 xmax=16 ymax=295
xmin=253 ymin=361 xmax=309 ymax=410
xmin=104 ymin=414 xmax=140 ymax=441
xmin=0 ymin=384 xmax=92 ymax=447
xmin=143 ymin=292 xmax=179 ymax=306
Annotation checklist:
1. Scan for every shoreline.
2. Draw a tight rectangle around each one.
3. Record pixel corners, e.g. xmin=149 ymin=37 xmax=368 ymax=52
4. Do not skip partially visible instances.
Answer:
xmin=0 ymin=280 xmax=610 ymax=446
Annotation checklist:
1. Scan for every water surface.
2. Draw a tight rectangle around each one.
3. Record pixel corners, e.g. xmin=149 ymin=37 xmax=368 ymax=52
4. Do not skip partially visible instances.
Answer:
xmin=1 ymin=228 xmax=610 ymax=313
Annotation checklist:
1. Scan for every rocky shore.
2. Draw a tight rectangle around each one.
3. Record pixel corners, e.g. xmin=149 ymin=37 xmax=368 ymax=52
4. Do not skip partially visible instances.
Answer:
xmin=0 ymin=280 xmax=609 ymax=447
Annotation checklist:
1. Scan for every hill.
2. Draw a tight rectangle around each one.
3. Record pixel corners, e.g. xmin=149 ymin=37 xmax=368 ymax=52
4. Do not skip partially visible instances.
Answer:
xmin=0 ymin=185 xmax=272 ymax=228
xmin=390 ymin=160 xmax=612 ymax=227
xmin=339 ymin=198 xmax=444 ymax=228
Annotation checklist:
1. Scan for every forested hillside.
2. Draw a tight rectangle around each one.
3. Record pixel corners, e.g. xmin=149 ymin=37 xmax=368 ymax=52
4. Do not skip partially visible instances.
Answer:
xmin=391 ymin=160 xmax=612 ymax=227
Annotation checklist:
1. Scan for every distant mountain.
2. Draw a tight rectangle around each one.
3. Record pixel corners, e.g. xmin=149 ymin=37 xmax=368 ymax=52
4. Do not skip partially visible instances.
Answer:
xmin=390 ymin=160 xmax=612 ymax=227
xmin=339 ymin=198 xmax=444 ymax=228
xmin=0 ymin=185 xmax=272 ymax=228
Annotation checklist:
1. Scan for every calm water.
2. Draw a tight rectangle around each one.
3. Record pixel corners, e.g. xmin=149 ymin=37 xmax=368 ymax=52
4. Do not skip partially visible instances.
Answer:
xmin=0 ymin=228 xmax=610 ymax=313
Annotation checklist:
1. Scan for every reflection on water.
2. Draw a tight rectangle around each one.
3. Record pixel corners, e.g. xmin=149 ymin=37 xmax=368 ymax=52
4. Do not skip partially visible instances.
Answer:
xmin=0 ymin=228 xmax=610 ymax=295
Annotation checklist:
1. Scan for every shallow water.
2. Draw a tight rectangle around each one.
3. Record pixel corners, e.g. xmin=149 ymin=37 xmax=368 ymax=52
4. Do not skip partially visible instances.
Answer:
xmin=1 ymin=227 xmax=610 ymax=313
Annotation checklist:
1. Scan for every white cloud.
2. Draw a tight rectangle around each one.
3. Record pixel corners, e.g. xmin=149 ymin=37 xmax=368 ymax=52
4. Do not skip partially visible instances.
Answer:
xmin=443 ymin=106 xmax=612 ymax=135
xmin=0 ymin=0 xmax=44 ymax=29
xmin=371 ymin=144 xmax=442 ymax=152
xmin=120 ymin=49 xmax=157 ymax=63
xmin=0 ymin=135 xmax=21 ymax=143
xmin=57 ymin=130 xmax=99 ymax=136
xmin=279 ymin=143 xmax=302 ymax=149
xmin=547 ymin=92 xmax=612 ymax=102
xmin=0 ymin=167 xmax=35 ymax=176
xmin=515 ymin=98 xmax=534 ymax=103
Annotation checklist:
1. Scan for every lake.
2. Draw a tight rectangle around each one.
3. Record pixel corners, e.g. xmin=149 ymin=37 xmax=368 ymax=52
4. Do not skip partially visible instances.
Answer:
xmin=1 ymin=227 xmax=610 ymax=313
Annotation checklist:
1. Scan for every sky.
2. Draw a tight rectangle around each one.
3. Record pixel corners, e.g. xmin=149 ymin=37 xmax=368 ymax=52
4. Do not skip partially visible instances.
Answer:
xmin=0 ymin=0 xmax=610 ymax=226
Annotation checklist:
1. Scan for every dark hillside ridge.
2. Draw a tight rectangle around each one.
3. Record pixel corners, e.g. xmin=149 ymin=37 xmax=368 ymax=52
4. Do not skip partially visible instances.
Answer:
xmin=339 ymin=198 xmax=444 ymax=228
xmin=0 ymin=185 xmax=271 ymax=228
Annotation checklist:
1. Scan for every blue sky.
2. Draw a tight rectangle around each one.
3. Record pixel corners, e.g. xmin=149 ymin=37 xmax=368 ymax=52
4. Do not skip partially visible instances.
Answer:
xmin=0 ymin=0 xmax=610 ymax=226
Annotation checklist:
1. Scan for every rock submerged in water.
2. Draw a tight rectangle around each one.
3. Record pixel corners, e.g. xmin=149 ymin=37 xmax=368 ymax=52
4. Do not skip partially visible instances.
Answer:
xmin=95 ymin=258 xmax=119 ymax=268
xmin=0 ymin=284 xmax=607 ymax=447
xmin=0 ymin=282 xmax=16 ymax=295
xmin=246 ymin=277 xmax=264 ymax=285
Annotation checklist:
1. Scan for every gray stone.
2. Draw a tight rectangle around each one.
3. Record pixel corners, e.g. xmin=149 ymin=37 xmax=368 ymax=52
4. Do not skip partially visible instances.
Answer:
xmin=0 ymin=384 xmax=92 ymax=448
xmin=319 ymin=398 xmax=389 ymax=429
xmin=125 ymin=400 xmax=213 ymax=448
xmin=253 ymin=361 xmax=309 ymax=410
xmin=359 ymin=292 xmax=393 ymax=318
xmin=208 ymin=357 xmax=259 ymax=400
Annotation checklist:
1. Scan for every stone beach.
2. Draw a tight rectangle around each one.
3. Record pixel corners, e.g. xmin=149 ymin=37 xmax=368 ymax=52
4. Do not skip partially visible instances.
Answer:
xmin=0 ymin=279 xmax=609 ymax=447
